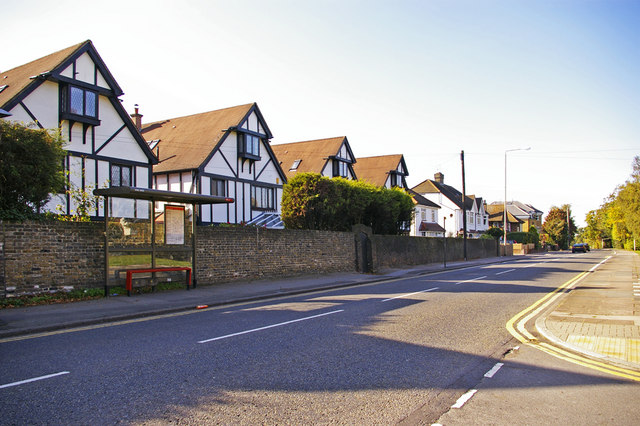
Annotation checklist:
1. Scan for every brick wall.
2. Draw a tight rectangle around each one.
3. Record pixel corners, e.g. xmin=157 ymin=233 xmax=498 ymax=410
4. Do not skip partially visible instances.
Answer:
xmin=0 ymin=221 xmax=104 ymax=296
xmin=195 ymin=227 xmax=355 ymax=285
xmin=371 ymin=234 xmax=498 ymax=270
xmin=0 ymin=221 xmax=498 ymax=298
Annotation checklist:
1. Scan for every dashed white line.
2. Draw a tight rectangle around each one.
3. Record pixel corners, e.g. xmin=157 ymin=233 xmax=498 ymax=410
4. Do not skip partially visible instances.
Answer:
xmin=484 ymin=362 xmax=504 ymax=378
xmin=381 ymin=287 xmax=439 ymax=302
xmin=0 ymin=371 xmax=70 ymax=389
xmin=198 ymin=310 xmax=344 ymax=343
xmin=455 ymin=276 xmax=487 ymax=285
xmin=496 ymin=269 xmax=516 ymax=275
xmin=451 ymin=389 xmax=477 ymax=408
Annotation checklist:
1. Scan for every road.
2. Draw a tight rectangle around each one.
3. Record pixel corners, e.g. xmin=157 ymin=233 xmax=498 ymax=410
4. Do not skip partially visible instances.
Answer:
xmin=1 ymin=251 xmax=638 ymax=424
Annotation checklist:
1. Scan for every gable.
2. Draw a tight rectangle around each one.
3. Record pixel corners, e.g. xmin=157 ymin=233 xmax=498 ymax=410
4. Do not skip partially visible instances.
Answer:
xmin=271 ymin=136 xmax=353 ymax=180
xmin=1 ymin=40 xmax=156 ymax=166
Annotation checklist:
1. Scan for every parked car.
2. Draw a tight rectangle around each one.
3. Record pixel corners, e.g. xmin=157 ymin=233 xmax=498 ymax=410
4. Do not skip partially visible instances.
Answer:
xmin=572 ymin=243 xmax=590 ymax=253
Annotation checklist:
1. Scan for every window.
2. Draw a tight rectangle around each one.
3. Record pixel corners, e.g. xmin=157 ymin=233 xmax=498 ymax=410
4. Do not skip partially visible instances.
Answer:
xmin=431 ymin=209 xmax=436 ymax=222
xmin=389 ymin=173 xmax=398 ymax=187
xmin=421 ymin=209 xmax=427 ymax=221
xmin=290 ymin=159 xmax=302 ymax=171
xmin=238 ymin=133 xmax=261 ymax=160
xmin=111 ymin=164 xmax=132 ymax=187
xmin=332 ymin=160 xmax=348 ymax=178
xmin=211 ymin=179 xmax=226 ymax=196
xmin=251 ymin=186 xmax=275 ymax=210
xmin=61 ymin=85 xmax=99 ymax=124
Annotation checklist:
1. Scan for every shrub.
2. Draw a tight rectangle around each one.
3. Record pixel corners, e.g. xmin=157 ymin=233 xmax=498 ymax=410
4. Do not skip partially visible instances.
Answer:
xmin=281 ymin=173 xmax=413 ymax=235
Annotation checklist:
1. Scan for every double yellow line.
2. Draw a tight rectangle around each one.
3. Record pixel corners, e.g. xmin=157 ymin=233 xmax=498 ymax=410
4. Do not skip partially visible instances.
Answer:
xmin=506 ymin=265 xmax=640 ymax=382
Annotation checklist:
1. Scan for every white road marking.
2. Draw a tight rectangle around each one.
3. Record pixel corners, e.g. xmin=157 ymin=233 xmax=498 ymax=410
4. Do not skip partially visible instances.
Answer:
xmin=589 ymin=256 xmax=611 ymax=272
xmin=451 ymin=389 xmax=477 ymax=408
xmin=495 ymin=269 xmax=515 ymax=275
xmin=381 ymin=287 xmax=439 ymax=302
xmin=455 ymin=276 xmax=487 ymax=285
xmin=0 ymin=371 xmax=70 ymax=389
xmin=484 ymin=362 xmax=504 ymax=378
xmin=198 ymin=310 xmax=344 ymax=343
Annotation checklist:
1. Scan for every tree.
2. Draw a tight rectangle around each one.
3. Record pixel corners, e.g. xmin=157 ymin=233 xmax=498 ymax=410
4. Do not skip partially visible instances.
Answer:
xmin=542 ymin=205 xmax=576 ymax=250
xmin=582 ymin=157 xmax=640 ymax=250
xmin=0 ymin=121 xmax=66 ymax=220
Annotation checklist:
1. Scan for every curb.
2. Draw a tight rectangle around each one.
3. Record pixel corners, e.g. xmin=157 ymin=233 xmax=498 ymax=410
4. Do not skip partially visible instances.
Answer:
xmin=0 ymin=257 xmax=511 ymax=339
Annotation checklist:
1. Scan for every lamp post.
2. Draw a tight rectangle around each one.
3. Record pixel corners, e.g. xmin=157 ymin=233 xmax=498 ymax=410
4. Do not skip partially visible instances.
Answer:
xmin=504 ymin=147 xmax=531 ymax=253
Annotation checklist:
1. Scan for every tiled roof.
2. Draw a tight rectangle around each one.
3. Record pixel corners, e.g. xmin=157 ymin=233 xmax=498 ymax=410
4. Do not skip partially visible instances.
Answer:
xmin=488 ymin=210 xmax=522 ymax=223
xmin=141 ymin=103 xmax=255 ymax=173
xmin=353 ymin=154 xmax=406 ymax=187
xmin=411 ymin=179 xmax=474 ymax=210
xmin=418 ymin=221 xmax=446 ymax=233
xmin=271 ymin=137 xmax=349 ymax=180
xmin=407 ymin=188 xmax=440 ymax=209
xmin=1 ymin=41 xmax=88 ymax=110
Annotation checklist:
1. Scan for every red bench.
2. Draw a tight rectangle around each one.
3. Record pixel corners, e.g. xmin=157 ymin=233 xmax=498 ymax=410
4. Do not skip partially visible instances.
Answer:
xmin=125 ymin=267 xmax=192 ymax=296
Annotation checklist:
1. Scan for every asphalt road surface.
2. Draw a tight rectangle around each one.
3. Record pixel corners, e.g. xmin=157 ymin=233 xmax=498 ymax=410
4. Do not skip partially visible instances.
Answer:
xmin=1 ymin=251 xmax=638 ymax=424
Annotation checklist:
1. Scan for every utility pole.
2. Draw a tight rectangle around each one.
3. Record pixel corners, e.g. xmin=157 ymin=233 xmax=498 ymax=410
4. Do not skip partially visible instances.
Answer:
xmin=461 ymin=150 xmax=467 ymax=261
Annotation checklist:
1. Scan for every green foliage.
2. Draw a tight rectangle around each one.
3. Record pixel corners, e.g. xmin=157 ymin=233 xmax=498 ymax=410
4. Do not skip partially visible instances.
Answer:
xmin=485 ymin=227 xmax=504 ymax=240
xmin=0 ymin=121 xmax=66 ymax=220
xmin=281 ymin=173 xmax=414 ymax=234
xmin=506 ymin=230 xmax=539 ymax=246
xmin=55 ymin=167 xmax=103 ymax=222
xmin=582 ymin=156 xmax=640 ymax=249
xmin=542 ymin=204 xmax=577 ymax=250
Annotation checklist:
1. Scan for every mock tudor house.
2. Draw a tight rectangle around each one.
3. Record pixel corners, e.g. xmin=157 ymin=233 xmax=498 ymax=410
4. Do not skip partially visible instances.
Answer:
xmin=412 ymin=172 xmax=489 ymax=238
xmin=353 ymin=154 xmax=408 ymax=189
xmin=141 ymin=103 xmax=287 ymax=226
xmin=0 ymin=40 xmax=157 ymax=218
xmin=271 ymin=136 xmax=357 ymax=181
xmin=352 ymin=154 xmax=443 ymax=237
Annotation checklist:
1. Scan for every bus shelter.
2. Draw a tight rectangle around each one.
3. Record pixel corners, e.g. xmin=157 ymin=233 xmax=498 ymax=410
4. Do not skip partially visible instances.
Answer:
xmin=94 ymin=187 xmax=233 ymax=296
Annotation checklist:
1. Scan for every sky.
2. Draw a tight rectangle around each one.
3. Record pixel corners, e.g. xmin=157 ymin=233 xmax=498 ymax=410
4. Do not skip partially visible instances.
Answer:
xmin=3 ymin=0 xmax=639 ymax=227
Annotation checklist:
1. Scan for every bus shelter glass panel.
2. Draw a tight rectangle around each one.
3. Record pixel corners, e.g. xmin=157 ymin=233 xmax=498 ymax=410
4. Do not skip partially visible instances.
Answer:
xmin=107 ymin=197 xmax=153 ymax=289
xmin=153 ymin=203 xmax=193 ymax=269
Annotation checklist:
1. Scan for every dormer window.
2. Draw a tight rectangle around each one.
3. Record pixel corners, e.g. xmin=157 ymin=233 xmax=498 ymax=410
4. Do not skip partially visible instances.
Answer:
xmin=60 ymin=85 xmax=99 ymax=125
xmin=238 ymin=132 xmax=261 ymax=160
xmin=332 ymin=159 xmax=348 ymax=178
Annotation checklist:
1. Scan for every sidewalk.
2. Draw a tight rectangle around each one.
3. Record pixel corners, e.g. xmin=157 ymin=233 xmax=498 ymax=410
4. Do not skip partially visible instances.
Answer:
xmin=537 ymin=250 xmax=640 ymax=370
xmin=0 ymin=256 xmax=504 ymax=339
xmin=1 ymin=252 xmax=639 ymax=372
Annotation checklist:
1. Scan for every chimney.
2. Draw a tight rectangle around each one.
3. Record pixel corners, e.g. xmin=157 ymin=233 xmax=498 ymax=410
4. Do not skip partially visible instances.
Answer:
xmin=434 ymin=172 xmax=444 ymax=183
xmin=130 ymin=104 xmax=143 ymax=131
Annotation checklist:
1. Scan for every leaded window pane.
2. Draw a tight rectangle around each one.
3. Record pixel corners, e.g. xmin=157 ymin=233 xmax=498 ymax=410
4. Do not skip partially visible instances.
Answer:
xmin=111 ymin=165 xmax=121 ymax=187
xmin=70 ymin=87 xmax=84 ymax=115
xmin=121 ymin=166 xmax=132 ymax=186
xmin=85 ymin=91 xmax=96 ymax=117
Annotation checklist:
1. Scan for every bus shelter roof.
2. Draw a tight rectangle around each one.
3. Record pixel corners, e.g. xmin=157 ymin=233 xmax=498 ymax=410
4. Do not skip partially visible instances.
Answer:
xmin=93 ymin=187 xmax=234 ymax=205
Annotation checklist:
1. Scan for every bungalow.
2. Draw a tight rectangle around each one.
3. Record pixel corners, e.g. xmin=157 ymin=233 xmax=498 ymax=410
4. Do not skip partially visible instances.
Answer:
xmin=140 ymin=103 xmax=287 ymax=226
xmin=412 ymin=172 xmax=489 ymax=238
xmin=271 ymin=136 xmax=357 ymax=181
xmin=0 ymin=40 xmax=157 ymax=218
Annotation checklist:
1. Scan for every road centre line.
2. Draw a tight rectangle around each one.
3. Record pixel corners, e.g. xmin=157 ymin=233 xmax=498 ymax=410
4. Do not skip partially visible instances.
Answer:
xmin=451 ymin=389 xmax=477 ymax=409
xmin=484 ymin=362 xmax=504 ymax=378
xmin=381 ymin=287 xmax=439 ymax=302
xmin=495 ymin=269 xmax=516 ymax=275
xmin=198 ymin=310 xmax=344 ymax=343
xmin=0 ymin=371 xmax=69 ymax=390
xmin=455 ymin=276 xmax=487 ymax=285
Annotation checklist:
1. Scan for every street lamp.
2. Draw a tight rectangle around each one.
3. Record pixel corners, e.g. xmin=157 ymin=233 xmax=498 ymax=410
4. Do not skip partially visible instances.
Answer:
xmin=504 ymin=147 xmax=531 ymax=253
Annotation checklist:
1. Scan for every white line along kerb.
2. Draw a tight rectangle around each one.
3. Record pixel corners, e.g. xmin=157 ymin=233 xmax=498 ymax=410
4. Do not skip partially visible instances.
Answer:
xmin=198 ymin=310 xmax=344 ymax=344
